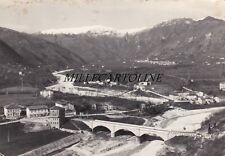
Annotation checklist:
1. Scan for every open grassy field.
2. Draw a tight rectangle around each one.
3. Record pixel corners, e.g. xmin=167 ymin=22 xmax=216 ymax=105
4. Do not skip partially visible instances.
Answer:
xmin=53 ymin=92 xmax=143 ymax=111
xmin=0 ymin=123 xmax=71 ymax=156
xmin=0 ymin=86 xmax=39 ymax=94
xmin=63 ymin=63 xmax=225 ymax=95
xmin=0 ymin=94 xmax=54 ymax=107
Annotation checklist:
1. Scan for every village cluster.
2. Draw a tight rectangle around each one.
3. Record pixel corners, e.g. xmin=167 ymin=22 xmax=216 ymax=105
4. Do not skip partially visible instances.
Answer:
xmin=3 ymin=79 xmax=225 ymax=130
xmin=3 ymin=95 xmax=114 ymax=129
xmin=4 ymin=101 xmax=66 ymax=129
xmin=169 ymin=88 xmax=220 ymax=105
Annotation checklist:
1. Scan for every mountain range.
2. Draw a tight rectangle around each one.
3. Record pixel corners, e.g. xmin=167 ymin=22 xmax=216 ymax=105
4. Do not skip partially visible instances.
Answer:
xmin=1 ymin=16 xmax=225 ymax=88
xmin=0 ymin=27 xmax=85 ymax=88
xmin=41 ymin=25 xmax=146 ymax=36
xmin=0 ymin=27 xmax=85 ymax=68
xmin=36 ymin=16 xmax=225 ymax=66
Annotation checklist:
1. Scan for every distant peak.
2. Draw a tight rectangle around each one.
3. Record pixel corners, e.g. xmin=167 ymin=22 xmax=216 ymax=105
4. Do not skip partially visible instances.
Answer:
xmin=40 ymin=25 xmax=147 ymax=36
xmin=155 ymin=18 xmax=194 ymax=28
xmin=202 ymin=16 xmax=222 ymax=22
xmin=204 ymin=16 xmax=217 ymax=20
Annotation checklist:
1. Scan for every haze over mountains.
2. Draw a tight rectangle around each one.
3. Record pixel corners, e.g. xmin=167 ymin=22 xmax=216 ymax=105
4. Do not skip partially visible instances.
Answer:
xmin=37 ymin=16 xmax=225 ymax=65
xmin=41 ymin=25 xmax=146 ymax=36
xmin=1 ymin=16 xmax=225 ymax=87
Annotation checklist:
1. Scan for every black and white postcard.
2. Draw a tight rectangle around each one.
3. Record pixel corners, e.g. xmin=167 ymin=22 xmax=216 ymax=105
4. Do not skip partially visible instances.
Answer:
xmin=0 ymin=0 xmax=225 ymax=156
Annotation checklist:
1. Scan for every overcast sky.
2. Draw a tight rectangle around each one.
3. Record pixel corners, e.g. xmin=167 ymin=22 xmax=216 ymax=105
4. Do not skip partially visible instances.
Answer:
xmin=0 ymin=0 xmax=225 ymax=33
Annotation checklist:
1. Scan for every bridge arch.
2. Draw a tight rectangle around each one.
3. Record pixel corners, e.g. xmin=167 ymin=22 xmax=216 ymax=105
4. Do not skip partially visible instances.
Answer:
xmin=139 ymin=134 xmax=164 ymax=143
xmin=93 ymin=126 xmax=111 ymax=133
xmin=114 ymin=129 xmax=136 ymax=137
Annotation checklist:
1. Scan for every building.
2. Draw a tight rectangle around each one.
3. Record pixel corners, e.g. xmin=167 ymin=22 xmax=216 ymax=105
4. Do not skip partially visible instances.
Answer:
xmin=177 ymin=92 xmax=190 ymax=97
xmin=140 ymin=103 xmax=146 ymax=111
xmin=40 ymin=90 xmax=53 ymax=99
xmin=95 ymin=103 xmax=114 ymax=112
xmin=134 ymin=82 xmax=151 ymax=90
xmin=139 ymin=82 xmax=151 ymax=86
xmin=4 ymin=104 xmax=22 ymax=119
xmin=91 ymin=104 xmax=97 ymax=110
xmin=219 ymin=82 xmax=225 ymax=91
xmin=26 ymin=105 xmax=49 ymax=118
xmin=48 ymin=106 xmax=65 ymax=129
xmin=104 ymin=79 xmax=118 ymax=87
xmin=55 ymin=100 xmax=75 ymax=111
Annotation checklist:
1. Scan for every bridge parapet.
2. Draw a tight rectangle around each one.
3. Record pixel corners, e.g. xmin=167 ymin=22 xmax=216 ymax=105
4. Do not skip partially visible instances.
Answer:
xmin=80 ymin=119 xmax=198 ymax=141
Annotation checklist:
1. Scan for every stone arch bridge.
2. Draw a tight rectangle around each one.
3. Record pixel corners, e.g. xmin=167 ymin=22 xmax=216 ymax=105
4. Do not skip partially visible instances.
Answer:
xmin=81 ymin=119 xmax=198 ymax=141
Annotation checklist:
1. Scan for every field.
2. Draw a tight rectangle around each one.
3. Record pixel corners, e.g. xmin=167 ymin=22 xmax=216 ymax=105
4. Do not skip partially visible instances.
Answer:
xmin=63 ymin=63 xmax=225 ymax=95
xmin=53 ymin=92 xmax=143 ymax=111
xmin=0 ymin=123 xmax=71 ymax=156
xmin=62 ymin=119 xmax=91 ymax=131
xmin=0 ymin=64 xmax=57 ymax=90
xmin=0 ymin=86 xmax=39 ymax=94
xmin=0 ymin=94 xmax=54 ymax=113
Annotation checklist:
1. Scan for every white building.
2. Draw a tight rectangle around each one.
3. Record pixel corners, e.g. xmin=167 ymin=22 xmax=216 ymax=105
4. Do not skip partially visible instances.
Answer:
xmin=48 ymin=106 xmax=65 ymax=129
xmin=139 ymin=82 xmax=151 ymax=86
xmin=219 ymin=82 xmax=225 ymax=91
xmin=40 ymin=90 xmax=53 ymax=99
xmin=55 ymin=100 xmax=75 ymax=111
xmin=4 ymin=104 xmax=22 ymax=119
xmin=26 ymin=105 xmax=49 ymax=118
xmin=134 ymin=82 xmax=151 ymax=90
xmin=96 ymin=103 xmax=114 ymax=112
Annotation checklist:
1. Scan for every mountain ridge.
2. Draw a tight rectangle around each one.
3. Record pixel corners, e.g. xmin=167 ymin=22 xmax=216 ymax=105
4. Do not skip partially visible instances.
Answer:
xmin=36 ymin=16 xmax=225 ymax=66
xmin=0 ymin=27 xmax=86 ymax=88
xmin=40 ymin=25 xmax=147 ymax=36
xmin=1 ymin=16 xmax=225 ymax=88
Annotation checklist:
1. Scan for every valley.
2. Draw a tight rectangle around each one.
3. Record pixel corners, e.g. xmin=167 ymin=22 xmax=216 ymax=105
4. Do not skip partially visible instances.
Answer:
xmin=1 ymin=16 xmax=225 ymax=156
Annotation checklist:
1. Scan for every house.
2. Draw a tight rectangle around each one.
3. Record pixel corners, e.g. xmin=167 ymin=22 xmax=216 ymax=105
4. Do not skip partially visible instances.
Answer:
xmin=186 ymin=95 xmax=197 ymax=100
xmin=55 ymin=100 xmax=75 ymax=111
xmin=104 ymin=79 xmax=118 ymax=87
xmin=140 ymin=103 xmax=146 ymax=111
xmin=48 ymin=106 xmax=65 ymax=129
xmin=219 ymin=82 xmax=225 ymax=91
xmin=134 ymin=82 xmax=151 ymax=90
xmin=4 ymin=104 xmax=22 ymax=119
xmin=134 ymin=84 xmax=145 ymax=90
xmin=196 ymin=91 xmax=204 ymax=97
xmin=97 ymin=104 xmax=108 ymax=111
xmin=177 ymin=92 xmax=190 ymax=97
xmin=26 ymin=105 xmax=49 ymax=118
xmin=96 ymin=103 xmax=114 ymax=112
xmin=139 ymin=82 xmax=151 ymax=86
xmin=91 ymin=104 xmax=97 ymax=110
xmin=40 ymin=90 xmax=53 ymax=99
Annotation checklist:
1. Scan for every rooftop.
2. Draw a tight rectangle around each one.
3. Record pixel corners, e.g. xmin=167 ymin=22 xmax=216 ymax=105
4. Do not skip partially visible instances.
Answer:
xmin=55 ymin=100 xmax=70 ymax=105
xmin=27 ymin=105 xmax=48 ymax=110
xmin=4 ymin=104 xmax=23 ymax=109
xmin=50 ymin=106 xmax=65 ymax=110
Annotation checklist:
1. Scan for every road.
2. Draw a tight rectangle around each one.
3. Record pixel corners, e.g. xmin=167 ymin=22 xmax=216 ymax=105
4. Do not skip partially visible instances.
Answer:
xmin=46 ymin=70 xmax=167 ymax=104
xmin=73 ymin=109 xmax=140 ymax=117
xmin=0 ymin=120 xmax=20 ymax=126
